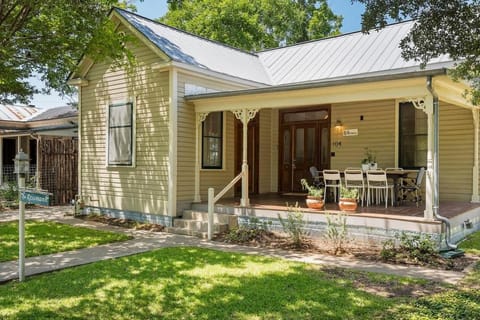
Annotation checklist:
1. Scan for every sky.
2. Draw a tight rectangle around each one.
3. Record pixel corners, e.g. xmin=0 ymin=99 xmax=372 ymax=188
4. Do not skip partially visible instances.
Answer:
xmin=30 ymin=0 xmax=365 ymax=108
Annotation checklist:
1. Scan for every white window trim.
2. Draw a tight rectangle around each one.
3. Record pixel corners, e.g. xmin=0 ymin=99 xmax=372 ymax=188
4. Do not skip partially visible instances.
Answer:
xmin=105 ymin=98 xmax=136 ymax=168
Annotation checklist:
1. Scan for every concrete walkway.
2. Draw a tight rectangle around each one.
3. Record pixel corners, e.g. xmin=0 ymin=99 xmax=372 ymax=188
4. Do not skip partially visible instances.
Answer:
xmin=0 ymin=207 xmax=473 ymax=285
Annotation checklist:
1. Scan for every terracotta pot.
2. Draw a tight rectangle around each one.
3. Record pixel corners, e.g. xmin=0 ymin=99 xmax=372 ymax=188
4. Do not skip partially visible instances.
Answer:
xmin=306 ymin=196 xmax=324 ymax=210
xmin=339 ymin=198 xmax=358 ymax=212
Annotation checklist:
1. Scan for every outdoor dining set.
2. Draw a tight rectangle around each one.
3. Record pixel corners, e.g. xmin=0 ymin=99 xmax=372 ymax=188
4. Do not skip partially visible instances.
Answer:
xmin=309 ymin=167 xmax=425 ymax=208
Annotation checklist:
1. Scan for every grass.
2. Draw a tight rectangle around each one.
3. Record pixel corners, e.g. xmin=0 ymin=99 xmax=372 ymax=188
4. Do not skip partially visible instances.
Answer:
xmin=0 ymin=220 xmax=132 ymax=262
xmin=0 ymin=247 xmax=397 ymax=319
xmin=459 ymin=231 xmax=480 ymax=255
xmin=0 ymin=231 xmax=479 ymax=319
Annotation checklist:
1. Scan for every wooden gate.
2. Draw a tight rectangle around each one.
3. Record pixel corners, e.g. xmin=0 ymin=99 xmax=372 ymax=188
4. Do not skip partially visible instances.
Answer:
xmin=38 ymin=137 xmax=78 ymax=205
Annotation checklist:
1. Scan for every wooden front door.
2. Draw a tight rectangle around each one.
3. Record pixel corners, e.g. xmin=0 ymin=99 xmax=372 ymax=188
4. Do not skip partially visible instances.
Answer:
xmin=235 ymin=115 xmax=259 ymax=195
xmin=279 ymin=107 xmax=330 ymax=193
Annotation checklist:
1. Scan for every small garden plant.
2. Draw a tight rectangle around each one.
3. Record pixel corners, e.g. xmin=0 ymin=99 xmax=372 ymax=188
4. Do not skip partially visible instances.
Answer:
xmin=380 ymin=232 xmax=438 ymax=264
xmin=278 ymin=203 xmax=308 ymax=248
xmin=300 ymin=178 xmax=324 ymax=198
xmin=340 ymin=186 xmax=358 ymax=200
xmin=224 ymin=217 xmax=272 ymax=244
xmin=325 ymin=212 xmax=349 ymax=255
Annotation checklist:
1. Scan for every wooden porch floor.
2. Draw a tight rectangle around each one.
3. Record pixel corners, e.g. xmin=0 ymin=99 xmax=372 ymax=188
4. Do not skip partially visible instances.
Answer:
xmin=215 ymin=193 xmax=480 ymax=221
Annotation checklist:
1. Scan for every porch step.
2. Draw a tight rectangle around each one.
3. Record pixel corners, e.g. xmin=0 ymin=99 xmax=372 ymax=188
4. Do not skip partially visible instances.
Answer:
xmin=165 ymin=210 xmax=239 ymax=239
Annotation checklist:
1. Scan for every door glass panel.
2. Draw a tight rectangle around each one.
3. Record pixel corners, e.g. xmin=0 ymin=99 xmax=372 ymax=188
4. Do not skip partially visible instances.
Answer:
xmin=306 ymin=127 xmax=315 ymax=163
xmin=295 ymin=128 xmax=304 ymax=164
xmin=321 ymin=127 xmax=329 ymax=165
xmin=283 ymin=128 xmax=291 ymax=164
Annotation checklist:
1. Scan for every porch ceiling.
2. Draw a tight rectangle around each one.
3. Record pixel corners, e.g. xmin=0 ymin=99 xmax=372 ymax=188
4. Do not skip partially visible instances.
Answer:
xmin=188 ymin=73 xmax=474 ymax=112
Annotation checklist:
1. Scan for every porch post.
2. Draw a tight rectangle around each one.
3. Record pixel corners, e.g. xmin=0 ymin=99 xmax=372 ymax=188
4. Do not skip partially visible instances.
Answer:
xmin=410 ymin=97 xmax=434 ymax=220
xmin=472 ymin=109 xmax=480 ymax=202
xmin=0 ymin=137 xmax=3 ymax=186
xmin=194 ymin=112 xmax=209 ymax=203
xmin=233 ymin=108 xmax=258 ymax=207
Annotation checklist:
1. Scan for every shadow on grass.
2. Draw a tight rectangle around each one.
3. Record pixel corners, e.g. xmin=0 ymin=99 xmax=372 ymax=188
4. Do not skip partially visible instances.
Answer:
xmin=0 ymin=247 xmax=391 ymax=319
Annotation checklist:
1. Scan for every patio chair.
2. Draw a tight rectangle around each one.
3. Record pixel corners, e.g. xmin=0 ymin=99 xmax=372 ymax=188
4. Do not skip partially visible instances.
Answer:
xmin=344 ymin=169 xmax=365 ymax=206
xmin=323 ymin=169 xmax=342 ymax=202
xmin=366 ymin=169 xmax=394 ymax=208
xmin=309 ymin=166 xmax=323 ymax=188
xmin=400 ymin=167 xmax=425 ymax=207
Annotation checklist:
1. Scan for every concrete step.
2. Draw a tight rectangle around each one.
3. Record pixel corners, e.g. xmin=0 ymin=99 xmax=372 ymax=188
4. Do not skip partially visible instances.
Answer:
xmin=173 ymin=218 xmax=228 ymax=233
xmin=164 ymin=226 xmax=208 ymax=239
xmin=182 ymin=210 xmax=238 ymax=228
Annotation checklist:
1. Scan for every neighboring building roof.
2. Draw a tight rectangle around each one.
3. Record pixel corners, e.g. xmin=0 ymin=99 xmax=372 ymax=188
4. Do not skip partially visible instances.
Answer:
xmin=28 ymin=106 xmax=77 ymax=121
xmin=116 ymin=9 xmax=272 ymax=85
xmin=115 ymin=8 xmax=455 ymax=88
xmin=0 ymin=104 xmax=40 ymax=121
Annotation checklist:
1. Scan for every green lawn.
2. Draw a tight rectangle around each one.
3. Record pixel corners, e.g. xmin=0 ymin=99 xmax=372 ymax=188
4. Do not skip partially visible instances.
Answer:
xmin=0 ymin=232 xmax=479 ymax=319
xmin=0 ymin=220 xmax=131 ymax=262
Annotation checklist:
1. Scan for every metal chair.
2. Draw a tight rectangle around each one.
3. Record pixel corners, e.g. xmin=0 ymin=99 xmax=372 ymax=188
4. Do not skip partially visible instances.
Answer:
xmin=309 ymin=166 xmax=323 ymax=188
xmin=323 ymin=169 xmax=342 ymax=202
xmin=366 ymin=169 xmax=394 ymax=208
xmin=400 ymin=167 xmax=425 ymax=207
xmin=344 ymin=169 xmax=365 ymax=206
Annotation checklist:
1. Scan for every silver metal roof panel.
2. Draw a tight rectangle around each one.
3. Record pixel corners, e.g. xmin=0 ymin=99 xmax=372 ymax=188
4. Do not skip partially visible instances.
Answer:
xmin=116 ymin=9 xmax=272 ymax=85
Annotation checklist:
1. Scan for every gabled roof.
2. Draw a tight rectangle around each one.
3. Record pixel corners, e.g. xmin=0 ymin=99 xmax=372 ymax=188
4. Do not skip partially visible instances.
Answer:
xmin=115 ymin=8 xmax=271 ymax=85
xmin=114 ymin=8 xmax=454 ymax=87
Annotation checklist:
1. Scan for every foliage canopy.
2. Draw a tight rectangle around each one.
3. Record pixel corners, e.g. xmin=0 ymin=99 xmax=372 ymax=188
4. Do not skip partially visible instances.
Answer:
xmin=160 ymin=0 xmax=343 ymax=51
xmin=0 ymin=0 xmax=137 ymax=104
xmin=355 ymin=0 xmax=480 ymax=105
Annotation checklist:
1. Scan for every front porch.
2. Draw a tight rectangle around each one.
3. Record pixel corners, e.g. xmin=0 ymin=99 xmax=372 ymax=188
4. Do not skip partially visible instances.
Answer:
xmin=191 ymin=193 xmax=480 ymax=246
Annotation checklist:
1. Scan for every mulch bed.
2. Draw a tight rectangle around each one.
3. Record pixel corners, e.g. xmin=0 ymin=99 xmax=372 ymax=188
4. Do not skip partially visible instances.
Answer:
xmin=215 ymin=229 xmax=477 ymax=272
xmin=78 ymin=214 xmax=165 ymax=232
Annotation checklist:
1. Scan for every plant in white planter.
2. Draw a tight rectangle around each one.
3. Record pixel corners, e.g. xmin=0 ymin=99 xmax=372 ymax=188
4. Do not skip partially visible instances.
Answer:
xmin=361 ymin=147 xmax=377 ymax=171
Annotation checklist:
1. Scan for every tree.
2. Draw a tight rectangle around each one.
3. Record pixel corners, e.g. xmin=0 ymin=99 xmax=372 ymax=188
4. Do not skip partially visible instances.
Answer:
xmin=0 ymin=1 xmax=138 ymax=104
xmin=355 ymin=0 xmax=480 ymax=105
xmin=159 ymin=0 xmax=342 ymax=51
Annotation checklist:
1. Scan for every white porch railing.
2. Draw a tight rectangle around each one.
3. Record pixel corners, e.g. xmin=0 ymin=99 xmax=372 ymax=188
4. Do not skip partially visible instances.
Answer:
xmin=207 ymin=170 xmax=245 ymax=240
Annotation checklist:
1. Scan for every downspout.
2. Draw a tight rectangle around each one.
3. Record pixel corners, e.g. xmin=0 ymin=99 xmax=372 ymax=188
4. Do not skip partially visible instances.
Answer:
xmin=427 ymin=76 xmax=457 ymax=249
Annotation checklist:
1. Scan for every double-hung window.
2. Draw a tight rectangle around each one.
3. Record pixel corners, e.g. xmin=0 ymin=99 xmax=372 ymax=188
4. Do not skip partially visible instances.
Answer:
xmin=108 ymin=102 xmax=134 ymax=166
xmin=202 ymin=112 xmax=223 ymax=169
xmin=399 ymin=102 xmax=427 ymax=168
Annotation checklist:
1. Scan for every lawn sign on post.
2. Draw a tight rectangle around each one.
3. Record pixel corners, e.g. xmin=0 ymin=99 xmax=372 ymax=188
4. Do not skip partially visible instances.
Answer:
xmin=15 ymin=150 xmax=52 ymax=282
xmin=14 ymin=150 xmax=29 ymax=282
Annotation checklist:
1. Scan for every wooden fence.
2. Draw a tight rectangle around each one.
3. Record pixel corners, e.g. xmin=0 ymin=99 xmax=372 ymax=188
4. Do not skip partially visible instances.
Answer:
xmin=38 ymin=137 xmax=78 ymax=205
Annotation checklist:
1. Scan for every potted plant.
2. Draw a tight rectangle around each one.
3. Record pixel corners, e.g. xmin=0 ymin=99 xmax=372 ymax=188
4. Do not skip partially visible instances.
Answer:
xmin=361 ymin=147 xmax=377 ymax=171
xmin=339 ymin=186 xmax=358 ymax=212
xmin=300 ymin=178 xmax=324 ymax=209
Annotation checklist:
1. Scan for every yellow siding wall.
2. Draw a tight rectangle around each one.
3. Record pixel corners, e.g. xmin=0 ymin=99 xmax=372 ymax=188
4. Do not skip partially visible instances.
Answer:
xmin=439 ymin=102 xmax=474 ymax=201
xmin=176 ymin=72 xmax=251 ymax=203
xmin=330 ymin=100 xmax=396 ymax=170
xmin=81 ymin=26 xmax=170 ymax=215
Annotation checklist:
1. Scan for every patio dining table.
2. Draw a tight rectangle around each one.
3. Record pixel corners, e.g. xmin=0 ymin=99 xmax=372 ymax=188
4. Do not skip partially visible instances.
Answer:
xmin=314 ymin=169 xmax=418 ymax=206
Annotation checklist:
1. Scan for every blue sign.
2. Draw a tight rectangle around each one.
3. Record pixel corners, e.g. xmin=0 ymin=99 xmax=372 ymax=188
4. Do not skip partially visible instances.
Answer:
xmin=20 ymin=190 xmax=51 ymax=206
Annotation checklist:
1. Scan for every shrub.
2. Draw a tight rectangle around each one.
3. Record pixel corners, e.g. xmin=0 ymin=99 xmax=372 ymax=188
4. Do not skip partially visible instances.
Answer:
xmin=224 ymin=217 xmax=271 ymax=243
xmin=278 ymin=203 xmax=308 ymax=248
xmin=0 ymin=181 xmax=18 ymax=202
xmin=380 ymin=239 xmax=396 ymax=261
xmin=380 ymin=232 xmax=438 ymax=263
xmin=325 ymin=212 xmax=349 ymax=254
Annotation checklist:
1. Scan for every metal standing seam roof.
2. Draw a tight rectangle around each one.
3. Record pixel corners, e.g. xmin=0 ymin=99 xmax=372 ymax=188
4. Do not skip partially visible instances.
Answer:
xmin=257 ymin=21 xmax=454 ymax=85
xmin=115 ymin=9 xmax=272 ymax=85
xmin=0 ymin=104 xmax=40 ymax=121
xmin=27 ymin=106 xmax=78 ymax=121
xmin=115 ymin=8 xmax=455 ymax=88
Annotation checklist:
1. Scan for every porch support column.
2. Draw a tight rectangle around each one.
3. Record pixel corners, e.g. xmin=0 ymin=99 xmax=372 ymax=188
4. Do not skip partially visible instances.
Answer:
xmin=472 ymin=109 xmax=480 ymax=202
xmin=233 ymin=108 xmax=258 ymax=207
xmin=410 ymin=96 xmax=434 ymax=220
xmin=0 ymin=137 xmax=3 ymax=186
xmin=194 ymin=112 xmax=209 ymax=203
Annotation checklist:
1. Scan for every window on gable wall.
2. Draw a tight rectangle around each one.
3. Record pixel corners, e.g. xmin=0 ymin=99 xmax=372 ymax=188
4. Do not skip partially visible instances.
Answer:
xmin=202 ymin=112 xmax=223 ymax=169
xmin=108 ymin=102 xmax=134 ymax=166
xmin=399 ymin=102 xmax=427 ymax=169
